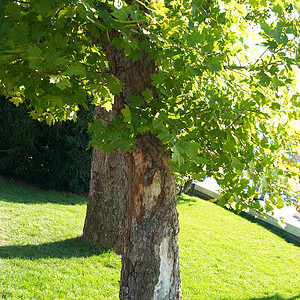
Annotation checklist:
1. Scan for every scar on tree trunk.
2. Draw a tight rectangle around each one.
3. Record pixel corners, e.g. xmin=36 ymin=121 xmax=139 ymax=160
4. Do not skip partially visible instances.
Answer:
xmin=119 ymin=133 xmax=182 ymax=300
xmin=85 ymin=29 xmax=182 ymax=298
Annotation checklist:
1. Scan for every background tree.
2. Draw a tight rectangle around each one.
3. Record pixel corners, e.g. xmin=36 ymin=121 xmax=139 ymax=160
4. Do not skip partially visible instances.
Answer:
xmin=0 ymin=95 xmax=92 ymax=194
xmin=83 ymin=106 xmax=126 ymax=254
xmin=1 ymin=0 xmax=300 ymax=299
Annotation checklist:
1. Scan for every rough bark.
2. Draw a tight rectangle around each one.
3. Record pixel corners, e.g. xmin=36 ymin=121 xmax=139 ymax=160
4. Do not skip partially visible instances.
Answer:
xmin=85 ymin=28 xmax=182 ymax=298
xmin=104 ymin=31 xmax=182 ymax=299
xmin=82 ymin=30 xmax=156 ymax=254
xmin=120 ymin=133 xmax=182 ymax=300
xmin=82 ymin=107 xmax=125 ymax=254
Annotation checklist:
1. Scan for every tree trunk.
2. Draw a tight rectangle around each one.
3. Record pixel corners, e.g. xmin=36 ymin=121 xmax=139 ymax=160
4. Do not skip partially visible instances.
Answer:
xmin=82 ymin=107 xmax=125 ymax=254
xmin=120 ymin=133 xmax=182 ymax=299
xmin=85 ymin=29 xmax=182 ymax=298
xmin=105 ymin=31 xmax=182 ymax=299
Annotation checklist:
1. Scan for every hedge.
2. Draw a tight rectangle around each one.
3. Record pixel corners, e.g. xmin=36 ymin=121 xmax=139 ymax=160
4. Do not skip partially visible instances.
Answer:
xmin=0 ymin=95 xmax=93 ymax=194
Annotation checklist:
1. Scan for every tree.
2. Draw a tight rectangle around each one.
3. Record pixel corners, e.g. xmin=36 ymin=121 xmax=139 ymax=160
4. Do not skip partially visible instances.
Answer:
xmin=83 ymin=106 xmax=125 ymax=254
xmin=0 ymin=95 xmax=92 ymax=194
xmin=1 ymin=0 xmax=300 ymax=298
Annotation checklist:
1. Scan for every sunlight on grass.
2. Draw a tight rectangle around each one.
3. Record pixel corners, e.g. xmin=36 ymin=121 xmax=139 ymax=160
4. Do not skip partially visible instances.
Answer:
xmin=178 ymin=194 xmax=300 ymax=300
xmin=0 ymin=179 xmax=120 ymax=299
xmin=0 ymin=179 xmax=299 ymax=299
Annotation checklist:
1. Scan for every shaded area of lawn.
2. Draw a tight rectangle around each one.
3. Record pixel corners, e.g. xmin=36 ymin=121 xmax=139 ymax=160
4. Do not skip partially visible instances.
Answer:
xmin=177 ymin=193 xmax=197 ymax=205
xmin=248 ymin=295 xmax=300 ymax=300
xmin=0 ymin=177 xmax=87 ymax=205
xmin=238 ymin=210 xmax=300 ymax=246
xmin=0 ymin=179 xmax=120 ymax=299
xmin=180 ymin=191 xmax=300 ymax=247
xmin=178 ymin=194 xmax=300 ymax=300
xmin=0 ymin=237 xmax=110 ymax=260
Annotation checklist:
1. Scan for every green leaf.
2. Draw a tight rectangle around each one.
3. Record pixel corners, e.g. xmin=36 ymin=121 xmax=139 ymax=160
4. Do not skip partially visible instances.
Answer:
xmin=125 ymin=47 xmax=141 ymax=62
xmin=271 ymin=102 xmax=281 ymax=110
xmin=10 ymin=97 xmax=23 ymax=106
xmin=58 ymin=8 xmax=75 ymax=19
xmin=102 ymin=143 xmax=115 ymax=154
xmin=122 ymin=105 xmax=131 ymax=123
xmin=105 ymin=75 xmax=124 ymax=95
xmin=4 ymin=1 xmax=21 ymax=19
xmin=210 ymin=63 xmax=222 ymax=73
xmin=151 ymin=72 xmax=165 ymax=85
xmin=217 ymin=195 xmax=230 ymax=207
xmin=24 ymin=46 xmax=43 ymax=69
xmin=57 ymin=78 xmax=71 ymax=90
xmin=31 ymin=0 xmax=52 ymax=14
xmin=111 ymin=38 xmax=125 ymax=50
xmin=231 ymin=157 xmax=240 ymax=170
xmin=64 ymin=63 xmax=86 ymax=77
xmin=96 ymin=9 xmax=113 ymax=27
xmin=49 ymin=75 xmax=71 ymax=90
xmin=142 ymin=88 xmax=153 ymax=100
xmin=172 ymin=146 xmax=184 ymax=167
xmin=130 ymin=95 xmax=144 ymax=107
xmin=42 ymin=94 xmax=64 ymax=107
xmin=258 ymin=71 xmax=271 ymax=86
xmin=25 ymin=45 xmax=42 ymax=58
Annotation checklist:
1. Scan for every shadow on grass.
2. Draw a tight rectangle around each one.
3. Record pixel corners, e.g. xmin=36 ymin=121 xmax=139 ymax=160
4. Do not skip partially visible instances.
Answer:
xmin=177 ymin=194 xmax=197 ymax=206
xmin=0 ymin=237 xmax=112 ymax=259
xmin=247 ymin=295 xmax=300 ymax=300
xmin=0 ymin=179 xmax=87 ymax=205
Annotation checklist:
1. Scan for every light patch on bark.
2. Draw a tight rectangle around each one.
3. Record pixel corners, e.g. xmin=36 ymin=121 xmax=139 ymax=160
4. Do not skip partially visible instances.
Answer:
xmin=153 ymin=237 xmax=173 ymax=300
xmin=144 ymin=170 xmax=161 ymax=210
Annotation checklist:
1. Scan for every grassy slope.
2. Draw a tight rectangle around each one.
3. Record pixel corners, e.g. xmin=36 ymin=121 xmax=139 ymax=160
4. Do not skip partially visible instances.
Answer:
xmin=0 ymin=179 xmax=120 ymax=299
xmin=0 ymin=178 xmax=299 ymax=299
xmin=178 ymin=195 xmax=300 ymax=300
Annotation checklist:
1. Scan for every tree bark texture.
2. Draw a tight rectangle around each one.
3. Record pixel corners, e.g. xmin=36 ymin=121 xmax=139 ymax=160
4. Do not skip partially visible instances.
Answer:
xmin=82 ymin=107 xmax=125 ymax=254
xmin=104 ymin=31 xmax=182 ymax=299
xmin=120 ymin=133 xmax=182 ymax=300
xmin=84 ymin=29 xmax=182 ymax=298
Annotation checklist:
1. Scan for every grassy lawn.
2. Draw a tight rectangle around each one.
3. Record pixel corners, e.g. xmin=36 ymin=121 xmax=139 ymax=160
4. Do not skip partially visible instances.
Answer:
xmin=0 ymin=178 xmax=299 ymax=299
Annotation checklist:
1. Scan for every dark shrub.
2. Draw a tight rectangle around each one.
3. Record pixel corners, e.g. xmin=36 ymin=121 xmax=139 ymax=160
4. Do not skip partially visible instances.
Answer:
xmin=0 ymin=95 xmax=93 ymax=194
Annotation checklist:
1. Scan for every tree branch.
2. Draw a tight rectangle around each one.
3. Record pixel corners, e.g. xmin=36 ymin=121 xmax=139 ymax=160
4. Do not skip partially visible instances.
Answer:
xmin=32 ymin=144 xmax=43 ymax=156
xmin=225 ymin=61 xmax=283 ymax=70
xmin=12 ymin=0 xmax=30 ymax=4
xmin=253 ymin=48 xmax=269 ymax=66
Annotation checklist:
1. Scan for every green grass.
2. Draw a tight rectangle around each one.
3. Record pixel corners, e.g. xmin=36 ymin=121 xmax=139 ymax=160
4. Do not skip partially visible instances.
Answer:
xmin=0 ymin=179 xmax=120 ymax=299
xmin=1 ymin=178 xmax=300 ymax=299
xmin=178 ymin=195 xmax=300 ymax=300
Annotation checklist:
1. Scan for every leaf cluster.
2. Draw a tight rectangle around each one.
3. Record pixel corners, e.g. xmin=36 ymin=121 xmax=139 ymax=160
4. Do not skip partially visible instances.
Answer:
xmin=1 ymin=0 xmax=300 ymax=212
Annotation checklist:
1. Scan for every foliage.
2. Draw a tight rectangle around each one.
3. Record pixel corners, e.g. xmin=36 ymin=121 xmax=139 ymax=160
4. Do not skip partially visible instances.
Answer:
xmin=0 ymin=0 xmax=300 ymax=212
xmin=1 ymin=179 xmax=299 ymax=299
xmin=0 ymin=95 xmax=93 ymax=194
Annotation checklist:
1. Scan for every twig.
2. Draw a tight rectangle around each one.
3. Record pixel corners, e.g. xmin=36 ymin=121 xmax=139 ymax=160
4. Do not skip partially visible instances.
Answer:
xmin=12 ymin=0 xmax=30 ymax=4
xmin=225 ymin=61 xmax=283 ymax=70
xmin=253 ymin=48 xmax=269 ymax=66
xmin=32 ymin=144 xmax=43 ymax=156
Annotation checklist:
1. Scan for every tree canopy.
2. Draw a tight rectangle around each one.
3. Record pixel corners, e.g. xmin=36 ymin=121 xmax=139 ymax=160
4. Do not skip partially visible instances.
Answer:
xmin=1 ymin=0 xmax=300 ymax=213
